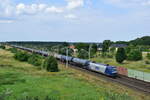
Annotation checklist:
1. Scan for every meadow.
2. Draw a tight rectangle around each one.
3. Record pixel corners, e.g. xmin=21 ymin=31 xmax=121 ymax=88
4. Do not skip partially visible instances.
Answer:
xmin=0 ymin=49 xmax=149 ymax=100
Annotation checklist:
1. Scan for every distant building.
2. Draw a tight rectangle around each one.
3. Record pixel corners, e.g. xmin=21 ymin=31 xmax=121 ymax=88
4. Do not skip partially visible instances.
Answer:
xmin=97 ymin=43 xmax=103 ymax=51
xmin=69 ymin=45 xmax=75 ymax=49
xmin=110 ymin=44 xmax=128 ymax=51
xmin=69 ymin=45 xmax=78 ymax=52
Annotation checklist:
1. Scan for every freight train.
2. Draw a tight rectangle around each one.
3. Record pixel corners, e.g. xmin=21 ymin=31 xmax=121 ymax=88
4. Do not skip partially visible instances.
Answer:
xmin=11 ymin=45 xmax=117 ymax=77
xmin=54 ymin=54 xmax=117 ymax=77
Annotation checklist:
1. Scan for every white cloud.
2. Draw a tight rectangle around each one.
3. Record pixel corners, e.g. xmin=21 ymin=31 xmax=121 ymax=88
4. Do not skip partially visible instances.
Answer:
xmin=64 ymin=14 xmax=77 ymax=19
xmin=66 ymin=0 xmax=84 ymax=9
xmin=15 ymin=3 xmax=64 ymax=15
xmin=0 ymin=20 xmax=14 ymax=23
xmin=16 ymin=3 xmax=26 ymax=15
xmin=0 ymin=0 xmax=85 ymax=18
xmin=38 ymin=4 xmax=47 ymax=11
xmin=45 ymin=6 xmax=64 ymax=13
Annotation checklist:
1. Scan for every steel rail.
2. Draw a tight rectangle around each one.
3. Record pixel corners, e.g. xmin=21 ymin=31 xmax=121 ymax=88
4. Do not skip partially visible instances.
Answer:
xmin=10 ymin=45 xmax=150 ymax=94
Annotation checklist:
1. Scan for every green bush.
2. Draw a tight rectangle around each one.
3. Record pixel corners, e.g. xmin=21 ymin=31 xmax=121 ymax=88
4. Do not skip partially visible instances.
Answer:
xmin=0 ymin=45 xmax=5 ymax=49
xmin=28 ymin=54 xmax=42 ymax=66
xmin=107 ymin=53 xmax=113 ymax=58
xmin=146 ymin=53 xmax=150 ymax=60
xmin=14 ymin=51 xmax=30 ymax=62
xmin=127 ymin=49 xmax=142 ymax=61
xmin=101 ymin=52 xmax=107 ymax=58
xmin=13 ymin=50 xmax=43 ymax=67
xmin=115 ymin=48 xmax=126 ymax=63
xmin=43 ymin=56 xmax=59 ymax=72
xmin=8 ymin=48 xmax=18 ymax=53
xmin=145 ymin=60 xmax=150 ymax=64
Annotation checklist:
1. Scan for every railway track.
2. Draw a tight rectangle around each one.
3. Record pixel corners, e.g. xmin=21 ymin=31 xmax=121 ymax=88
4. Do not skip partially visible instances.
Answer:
xmin=60 ymin=62 xmax=150 ymax=94
xmin=10 ymin=45 xmax=150 ymax=94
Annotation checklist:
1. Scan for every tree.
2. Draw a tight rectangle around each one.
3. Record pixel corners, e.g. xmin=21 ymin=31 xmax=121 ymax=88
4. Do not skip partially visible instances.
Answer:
xmin=77 ymin=49 xmax=88 ymax=59
xmin=62 ymin=42 xmax=69 ymax=47
xmin=127 ymin=49 xmax=142 ymax=61
xmin=43 ymin=56 xmax=59 ymax=72
xmin=75 ymin=43 xmax=89 ymax=51
xmin=102 ymin=40 xmax=113 ymax=52
xmin=110 ymin=47 xmax=116 ymax=55
xmin=129 ymin=36 xmax=150 ymax=45
xmin=59 ymin=48 xmax=73 ymax=56
xmin=125 ymin=46 xmax=131 ymax=54
xmin=115 ymin=48 xmax=126 ymax=63
xmin=147 ymin=53 xmax=150 ymax=60
xmin=115 ymin=41 xmax=129 ymax=45
xmin=92 ymin=44 xmax=98 ymax=53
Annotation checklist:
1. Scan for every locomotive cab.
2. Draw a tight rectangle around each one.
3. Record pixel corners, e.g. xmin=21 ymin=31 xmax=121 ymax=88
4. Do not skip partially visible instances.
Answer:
xmin=105 ymin=66 xmax=117 ymax=77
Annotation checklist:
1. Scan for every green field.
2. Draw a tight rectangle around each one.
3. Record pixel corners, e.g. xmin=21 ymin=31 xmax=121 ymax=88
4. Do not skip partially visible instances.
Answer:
xmin=0 ymin=49 xmax=149 ymax=100
xmin=91 ymin=52 xmax=150 ymax=73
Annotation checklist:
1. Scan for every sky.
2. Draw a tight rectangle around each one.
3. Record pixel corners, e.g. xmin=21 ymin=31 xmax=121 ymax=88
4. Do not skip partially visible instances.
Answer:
xmin=0 ymin=0 xmax=150 ymax=42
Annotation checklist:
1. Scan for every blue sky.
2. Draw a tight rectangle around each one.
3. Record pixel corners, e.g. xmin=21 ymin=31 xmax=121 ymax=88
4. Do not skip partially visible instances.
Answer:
xmin=0 ymin=0 xmax=150 ymax=42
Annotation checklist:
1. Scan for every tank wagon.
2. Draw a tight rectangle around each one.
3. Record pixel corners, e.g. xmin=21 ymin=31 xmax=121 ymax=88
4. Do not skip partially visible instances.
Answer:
xmin=11 ymin=45 xmax=117 ymax=77
xmin=54 ymin=54 xmax=62 ymax=60
xmin=72 ymin=58 xmax=90 ymax=68
xmin=54 ymin=54 xmax=117 ymax=77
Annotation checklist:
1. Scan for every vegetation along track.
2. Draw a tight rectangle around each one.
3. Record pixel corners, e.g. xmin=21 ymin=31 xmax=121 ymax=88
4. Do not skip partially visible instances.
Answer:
xmin=9 ymin=45 xmax=150 ymax=94
xmin=59 ymin=62 xmax=150 ymax=94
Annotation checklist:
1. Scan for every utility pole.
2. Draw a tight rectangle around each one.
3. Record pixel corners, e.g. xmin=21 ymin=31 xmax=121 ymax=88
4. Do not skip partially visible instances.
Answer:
xmin=57 ymin=46 xmax=59 ymax=54
xmin=66 ymin=47 xmax=68 ymax=68
xmin=89 ymin=44 xmax=92 ymax=60
xmin=42 ymin=48 xmax=44 ymax=57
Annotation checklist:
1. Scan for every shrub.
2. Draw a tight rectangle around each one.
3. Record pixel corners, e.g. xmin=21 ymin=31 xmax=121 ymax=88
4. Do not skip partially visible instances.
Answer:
xmin=127 ymin=49 xmax=142 ymax=61
xmin=146 ymin=53 xmax=150 ymax=60
xmin=8 ymin=48 xmax=18 ymax=53
xmin=28 ymin=54 xmax=42 ymax=66
xmin=115 ymin=48 xmax=126 ymax=63
xmin=145 ymin=60 xmax=150 ymax=64
xmin=107 ymin=53 xmax=113 ymax=58
xmin=101 ymin=52 xmax=107 ymax=58
xmin=43 ymin=56 xmax=59 ymax=72
xmin=14 ymin=51 xmax=29 ymax=61
xmin=0 ymin=45 xmax=5 ymax=49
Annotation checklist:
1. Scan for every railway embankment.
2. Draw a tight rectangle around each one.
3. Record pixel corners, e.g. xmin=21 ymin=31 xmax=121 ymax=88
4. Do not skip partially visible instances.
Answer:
xmin=0 ymin=49 xmax=150 ymax=100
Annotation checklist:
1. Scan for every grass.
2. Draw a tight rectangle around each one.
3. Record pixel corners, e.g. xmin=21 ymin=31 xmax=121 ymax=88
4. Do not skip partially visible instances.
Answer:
xmin=0 ymin=49 xmax=150 ymax=100
xmin=91 ymin=52 xmax=150 ymax=73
